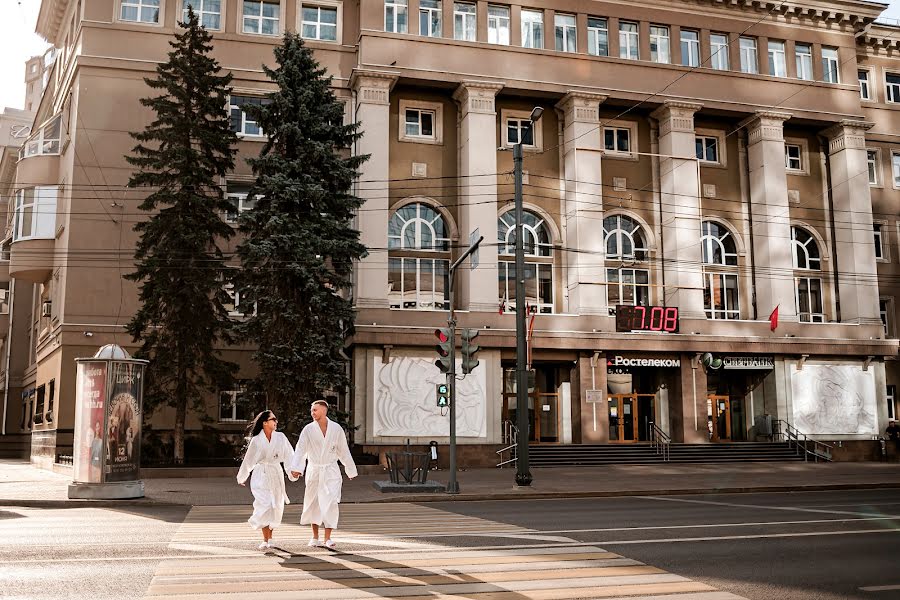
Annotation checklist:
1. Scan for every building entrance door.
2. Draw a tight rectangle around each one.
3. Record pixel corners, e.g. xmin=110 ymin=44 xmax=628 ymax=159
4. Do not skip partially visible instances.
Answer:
xmin=608 ymin=394 xmax=655 ymax=442
xmin=502 ymin=368 xmax=561 ymax=444
xmin=708 ymin=395 xmax=732 ymax=441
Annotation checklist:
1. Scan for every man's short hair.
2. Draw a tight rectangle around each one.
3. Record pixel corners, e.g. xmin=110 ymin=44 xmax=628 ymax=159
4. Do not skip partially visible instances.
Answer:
xmin=312 ymin=400 xmax=329 ymax=410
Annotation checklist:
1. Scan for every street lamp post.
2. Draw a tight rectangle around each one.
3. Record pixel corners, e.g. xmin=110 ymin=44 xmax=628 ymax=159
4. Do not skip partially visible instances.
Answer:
xmin=514 ymin=106 xmax=543 ymax=487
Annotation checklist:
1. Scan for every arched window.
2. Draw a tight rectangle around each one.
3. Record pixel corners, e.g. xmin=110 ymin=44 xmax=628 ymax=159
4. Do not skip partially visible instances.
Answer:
xmin=791 ymin=226 xmax=824 ymax=322
xmin=701 ymin=221 xmax=740 ymax=320
xmin=603 ymin=214 xmax=649 ymax=306
xmin=387 ymin=203 xmax=450 ymax=310
xmin=497 ymin=210 xmax=554 ymax=313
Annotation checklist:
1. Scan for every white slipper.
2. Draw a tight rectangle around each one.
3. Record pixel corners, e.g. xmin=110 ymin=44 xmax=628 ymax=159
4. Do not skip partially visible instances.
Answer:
xmin=307 ymin=538 xmax=322 ymax=547
xmin=258 ymin=541 xmax=269 ymax=550
xmin=324 ymin=539 xmax=336 ymax=549
xmin=267 ymin=539 xmax=276 ymax=548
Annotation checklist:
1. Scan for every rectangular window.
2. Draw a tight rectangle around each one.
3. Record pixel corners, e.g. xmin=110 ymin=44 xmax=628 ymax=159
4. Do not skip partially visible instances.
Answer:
xmin=795 ymin=277 xmax=824 ymax=322
xmin=887 ymin=73 xmax=900 ymax=103
xmin=21 ymin=115 xmax=61 ymax=159
xmin=225 ymin=184 xmax=259 ymax=224
xmin=404 ymin=108 xmax=435 ymax=139
xmin=888 ymin=384 xmax=896 ymax=419
xmin=555 ymin=14 xmax=576 ymax=52
xmin=704 ymin=272 xmax=740 ymax=320
xmin=859 ymin=70 xmax=872 ymax=100
xmin=521 ymin=9 xmax=543 ymax=49
xmin=419 ymin=0 xmax=441 ymax=37
xmin=219 ymin=383 xmax=258 ymax=422
xmin=795 ymin=43 xmax=813 ymax=80
xmin=868 ymin=149 xmax=879 ymax=185
xmin=183 ymin=0 xmax=221 ymax=29
xmin=785 ymin=144 xmax=802 ymax=171
xmin=874 ymin=224 xmax=884 ymax=260
xmin=500 ymin=262 xmax=553 ymax=314
xmin=453 ymin=2 xmax=475 ymax=41
xmin=740 ymin=37 xmax=758 ymax=74
xmin=506 ymin=118 xmax=534 ymax=147
xmin=301 ymin=5 xmax=338 ymax=41
xmin=696 ymin=136 xmax=719 ymax=163
xmin=230 ymin=95 xmax=268 ymax=136
xmin=13 ymin=187 xmax=57 ymax=241
xmin=47 ymin=380 xmax=54 ymax=423
xmin=33 ymin=385 xmax=45 ymax=425
xmin=681 ymin=29 xmax=700 ymax=67
xmin=389 ymin=257 xmax=450 ymax=310
xmin=121 ymin=0 xmax=160 ymax=23
xmin=893 ymin=152 xmax=900 ymax=187
xmin=650 ymin=26 xmax=670 ymax=64
xmin=822 ymin=47 xmax=839 ymax=83
xmin=0 ymin=282 xmax=9 ymax=315
xmin=619 ymin=21 xmax=639 ymax=60
xmin=710 ymin=33 xmax=729 ymax=70
xmin=603 ymin=127 xmax=631 ymax=154
xmin=384 ymin=0 xmax=407 ymax=33
xmin=487 ymin=5 xmax=509 ymax=45
xmin=587 ymin=17 xmax=608 ymax=56
xmin=881 ymin=300 xmax=891 ymax=337
xmin=242 ymin=0 xmax=279 ymax=35
xmin=607 ymin=268 xmax=650 ymax=307
xmin=768 ymin=40 xmax=786 ymax=77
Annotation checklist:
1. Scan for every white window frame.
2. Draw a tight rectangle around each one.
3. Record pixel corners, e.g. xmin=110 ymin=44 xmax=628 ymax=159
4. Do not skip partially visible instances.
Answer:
xmin=398 ymin=100 xmax=443 ymax=145
xmin=487 ymin=5 xmax=509 ymax=45
xmin=859 ymin=68 xmax=874 ymax=102
xmin=784 ymin=138 xmax=809 ymax=175
xmin=822 ymin=46 xmax=840 ymax=84
xmin=695 ymin=131 xmax=725 ymax=166
xmin=791 ymin=226 xmax=822 ymax=271
xmin=587 ymin=17 xmax=608 ymax=56
xmin=710 ymin=33 xmax=729 ymax=71
xmin=867 ymin=148 xmax=882 ymax=187
xmin=498 ymin=209 xmax=554 ymax=314
xmin=300 ymin=2 xmax=340 ymax=43
xmin=241 ymin=0 xmax=281 ymax=36
xmin=795 ymin=276 xmax=825 ymax=323
xmin=20 ymin=115 xmax=62 ymax=159
xmin=681 ymin=29 xmax=700 ymax=67
xmin=555 ymin=13 xmax=576 ymax=53
xmin=229 ymin=95 xmax=267 ymax=138
xmin=649 ymin=25 xmax=670 ymax=64
xmin=739 ymin=37 xmax=758 ymax=74
xmin=453 ymin=2 xmax=476 ymax=41
xmin=768 ymin=40 xmax=786 ymax=77
xmin=224 ymin=186 xmax=260 ymax=224
xmin=419 ymin=0 xmax=441 ymax=37
xmin=389 ymin=257 xmax=450 ymax=311
xmin=502 ymin=109 xmax=543 ymax=151
xmin=384 ymin=0 xmax=407 ymax=34
xmin=795 ymin=43 xmax=813 ymax=81
xmin=0 ymin=282 xmax=9 ymax=315
xmin=499 ymin=261 xmax=554 ymax=314
xmin=874 ymin=221 xmax=888 ymax=262
xmin=606 ymin=267 xmax=650 ymax=307
xmin=181 ymin=0 xmax=222 ymax=30
xmin=887 ymin=384 xmax=897 ymax=419
xmin=619 ymin=21 xmax=639 ymax=60
xmin=13 ymin=187 xmax=57 ymax=242
xmin=120 ymin=0 xmax=161 ymax=24
xmin=218 ymin=387 xmax=247 ymax=422
xmin=521 ymin=9 xmax=543 ymax=49
xmin=602 ymin=121 xmax=638 ymax=159
xmin=886 ymin=72 xmax=900 ymax=104
xmin=892 ymin=152 xmax=900 ymax=189
xmin=703 ymin=272 xmax=740 ymax=320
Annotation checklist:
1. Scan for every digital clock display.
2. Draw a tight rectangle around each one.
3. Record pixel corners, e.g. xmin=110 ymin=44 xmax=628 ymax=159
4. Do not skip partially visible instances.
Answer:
xmin=615 ymin=305 xmax=679 ymax=333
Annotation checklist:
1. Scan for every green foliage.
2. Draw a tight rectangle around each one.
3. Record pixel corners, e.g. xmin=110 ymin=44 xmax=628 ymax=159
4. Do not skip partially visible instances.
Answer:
xmin=236 ymin=33 xmax=367 ymax=431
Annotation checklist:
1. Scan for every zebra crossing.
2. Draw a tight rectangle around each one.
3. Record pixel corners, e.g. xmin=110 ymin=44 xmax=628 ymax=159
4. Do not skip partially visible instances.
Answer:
xmin=145 ymin=503 xmax=749 ymax=600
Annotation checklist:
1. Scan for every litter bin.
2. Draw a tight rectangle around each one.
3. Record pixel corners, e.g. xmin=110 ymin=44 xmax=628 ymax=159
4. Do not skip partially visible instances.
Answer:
xmin=385 ymin=440 xmax=432 ymax=485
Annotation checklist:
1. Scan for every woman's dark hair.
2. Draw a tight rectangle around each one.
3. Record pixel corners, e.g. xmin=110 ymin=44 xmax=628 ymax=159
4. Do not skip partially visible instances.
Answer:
xmin=247 ymin=410 xmax=275 ymax=439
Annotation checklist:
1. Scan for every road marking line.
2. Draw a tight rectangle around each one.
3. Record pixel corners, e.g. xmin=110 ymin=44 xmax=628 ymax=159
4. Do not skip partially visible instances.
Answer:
xmin=596 ymin=528 xmax=900 ymax=545
xmin=641 ymin=495 xmax=900 ymax=519
xmin=860 ymin=584 xmax=900 ymax=592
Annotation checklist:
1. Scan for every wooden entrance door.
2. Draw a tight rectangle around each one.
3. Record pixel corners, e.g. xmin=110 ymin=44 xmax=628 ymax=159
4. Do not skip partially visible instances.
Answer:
xmin=709 ymin=395 xmax=732 ymax=441
xmin=608 ymin=394 xmax=655 ymax=442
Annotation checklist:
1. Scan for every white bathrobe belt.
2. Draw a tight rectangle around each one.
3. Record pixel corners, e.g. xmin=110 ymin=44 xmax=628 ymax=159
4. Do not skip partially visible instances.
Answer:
xmin=306 ymin=461 xmax=337 ymax=468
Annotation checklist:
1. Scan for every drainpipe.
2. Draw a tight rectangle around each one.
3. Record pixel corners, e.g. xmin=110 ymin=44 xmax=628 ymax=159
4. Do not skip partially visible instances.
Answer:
xmin=739 ymin=130 xmax=759 ymax=320
xmin=2 ymin=278 xmax=15 ymax=436
xmin=819 ymin=137 xmax=841 ymax=322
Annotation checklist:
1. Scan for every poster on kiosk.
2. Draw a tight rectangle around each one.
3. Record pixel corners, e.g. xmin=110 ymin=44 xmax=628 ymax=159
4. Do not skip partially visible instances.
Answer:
xmin=70 ymin=345 xmax=147 ymax=499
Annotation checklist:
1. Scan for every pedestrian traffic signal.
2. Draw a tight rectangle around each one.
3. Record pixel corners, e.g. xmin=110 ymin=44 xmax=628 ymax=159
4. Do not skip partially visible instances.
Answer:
xmin=434 ymin=327 xmax=452 ymax=373
xmin=461 ymin=328 xmax=480 ymax=374
xmin=436 ymin=383 xmax=450 ymax=407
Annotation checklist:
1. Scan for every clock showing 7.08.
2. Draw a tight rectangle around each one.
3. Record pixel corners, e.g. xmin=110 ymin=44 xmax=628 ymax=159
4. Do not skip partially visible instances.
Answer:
xmin=615 ymin=305 xmax=680 ymax=333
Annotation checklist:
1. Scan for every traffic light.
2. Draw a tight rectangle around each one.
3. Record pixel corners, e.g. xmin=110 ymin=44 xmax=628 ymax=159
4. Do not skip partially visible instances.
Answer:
xmin=434 ymin=328 xmax=452 ymax=373
xmin=436 ymin=383 xmax=450 ymax=407
xmin=461 ymin=328 xmax=480 ymax=374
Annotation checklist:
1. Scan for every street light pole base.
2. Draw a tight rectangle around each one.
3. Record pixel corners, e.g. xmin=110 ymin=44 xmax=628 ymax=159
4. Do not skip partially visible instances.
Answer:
xmin=446 ymin=481 xmax=460 ymax=494
xmin=514 ymin=472 xmax=533 ymax=487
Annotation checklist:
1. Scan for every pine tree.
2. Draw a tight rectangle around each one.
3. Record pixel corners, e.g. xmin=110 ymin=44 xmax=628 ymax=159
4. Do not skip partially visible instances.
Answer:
xmin=125 ymin=9 xmax=238 ymax=464
xmin=237 ymin=34 xmax=367 ymax=429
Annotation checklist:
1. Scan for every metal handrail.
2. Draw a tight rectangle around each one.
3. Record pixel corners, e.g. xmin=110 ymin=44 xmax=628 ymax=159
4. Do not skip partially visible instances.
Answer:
xmin=773 ymin=419 xmax=833 ymax=462
xmin=648 ymin=420 xmax=671 ymax=462
xmin=496 ymin=419 xmax=518 ymax=467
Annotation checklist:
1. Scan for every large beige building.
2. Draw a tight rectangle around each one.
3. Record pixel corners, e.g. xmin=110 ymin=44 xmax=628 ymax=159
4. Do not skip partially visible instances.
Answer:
xmin=4 ymin=0 xmax=900 ymax=467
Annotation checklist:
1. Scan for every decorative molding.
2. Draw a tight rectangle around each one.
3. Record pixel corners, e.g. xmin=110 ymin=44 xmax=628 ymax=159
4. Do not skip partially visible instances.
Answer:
xmin=350 ymin=70 xmax=399 ymax=106
xmin=739 ymin=111 xmax=792 ymax=145
xmin=650 ymin=101 xmax=702 ymax=137
xmin=453 ymin=80 xmax=504 ymax=118
xmin=555 ymin=92 xmax=607 ymax=124
xmin=822 ymin=119 xmax=875 ymax=155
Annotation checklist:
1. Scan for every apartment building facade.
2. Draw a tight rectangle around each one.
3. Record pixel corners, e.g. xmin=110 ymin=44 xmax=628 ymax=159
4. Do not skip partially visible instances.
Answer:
xmin=4 ymin=0 xmax=900 ymax=467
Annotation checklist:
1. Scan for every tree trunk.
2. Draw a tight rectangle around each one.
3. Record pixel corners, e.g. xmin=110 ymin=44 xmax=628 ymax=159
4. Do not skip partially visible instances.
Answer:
xmin=174 ymin=348 xmax=187 ymax=464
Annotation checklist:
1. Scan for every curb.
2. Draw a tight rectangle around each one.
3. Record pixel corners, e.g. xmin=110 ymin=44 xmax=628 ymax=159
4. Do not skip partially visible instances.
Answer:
xmin=4 ymin=481 xmax=900 ymax=508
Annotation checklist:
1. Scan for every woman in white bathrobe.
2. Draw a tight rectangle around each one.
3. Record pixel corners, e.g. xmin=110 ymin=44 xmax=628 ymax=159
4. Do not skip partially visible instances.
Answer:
xmin=237 ymin=410 xmax=298 ymax=549
xmin=290 ymin=400 xmax=357 ymax=549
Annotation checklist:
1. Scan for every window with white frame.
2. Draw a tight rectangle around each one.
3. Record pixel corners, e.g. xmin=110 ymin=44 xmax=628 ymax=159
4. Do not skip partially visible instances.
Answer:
xmin=893 ymin=152 xmax=900 ymax=187
xmin=785 ymin=143 xmax=802 ymax=171
xmin=701 ymin=221 xmax=739 ymax=320
xmin=225 ymin=183 xmax=259 ymax=224
xmin=507 ymin=118 xmax=534 ymax=147
xmin=619 ymin=21 xmax=639 ymax=60
xmin=419 ymin=0 xmax=441 ymax=37
xmin=875 ymin=223 xmax=885 ymax=260
xmin=792 ymin=226 xmax=824 ymax=322
xmin=795 ymin=277 xmax=824 ymax=323
xmin=603 ymin=126 xmax=631 ymax=154
xmin=868 ymin=149 xmax=880 ymax=185
xmin=487 ymin=5 xmax=509 ymax=45
xmin=218 ymin=382 xmax=261 ymax=422
xmin=13 ymin=187 xmax=57 ymax=242
xmin=388 ymin=203 xmax=451 ymax=310
xmin=384 ymin=0 xmax=407 ymax=33
xmin=229 ymin=95 xmax=268 ymax=136
xmin=301 ymin=4 xmax=338 ymax=41
xmin=183 ymin=0 xmax=221 ymax=29
xmin=859 ymin=69 xmax=872 ymax=100
xmin=20 ymin=115 xmax=61 ymax=159
xmin=696 ymin=135 xmax=719 ymax=164
xmin=887 ymin=73 xmax=900 ymax=103
xmin=222 ymin=279 xmax=255 ymax=317
xmin=650 ymin=26 xmax=670 ymax=64
xmin=587 ymin=17 xmax=608 ymax=56
xmin=681 ymin=29 xmax=700 ymax=67
xmin=710 ymin=33 xmax=729 ymax=70
xmin=521 ymin=9 xmax=543 ymax=49
xmin=453 ymin=2 xmax=475 ymax=41
xmin=604 ymin=214 xmax=649 ymax=307
xmin=121 ymin=0 xmax=160 ymax=23
xmin=555 ymin=13 xmax=576 ymax=52
xmin=404 ymin=108 xmax=435 ymax=139
xmin=887 ymin=384 xmax=897 ymax=419
xmin=498 ymin=210 xmax=553 ymax=313
xmin=739 ymin=37 xmax=758 ymax=74
xmin=242 ymin=0 xmax=279 ymax=35
xmin=0 ymin=282 xmax=10 ymax=315
xmin=792 ymin=226 xmax=821 ymax=270
xmin=795 ymin=43 xmax=813 ymax=80
xmin=768 ymin=40 xmax=786 ymax=77
xmin=822 ymin=47 xmax=839 ymax=83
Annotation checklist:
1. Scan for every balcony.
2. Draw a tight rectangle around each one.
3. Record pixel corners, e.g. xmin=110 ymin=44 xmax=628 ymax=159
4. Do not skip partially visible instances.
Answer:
xmin=9 ymin=238 xmax=54 ymax=283
xmin=8 ymin=186 xmax=57 ymax=283
xmin=16 ymin=152 xmax=59 ymax=187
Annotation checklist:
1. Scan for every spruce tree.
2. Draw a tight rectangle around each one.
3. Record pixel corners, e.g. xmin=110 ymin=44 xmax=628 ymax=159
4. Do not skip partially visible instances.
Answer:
xmin=125 ymin=9 xmax=238 ymax=464
xmin=237 ymin=33 xmax=367 ymax=429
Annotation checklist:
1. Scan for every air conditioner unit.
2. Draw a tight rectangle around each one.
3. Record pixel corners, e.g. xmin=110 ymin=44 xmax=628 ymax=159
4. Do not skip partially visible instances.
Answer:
xmin=40 ymin=301 xmax=52 ymax=318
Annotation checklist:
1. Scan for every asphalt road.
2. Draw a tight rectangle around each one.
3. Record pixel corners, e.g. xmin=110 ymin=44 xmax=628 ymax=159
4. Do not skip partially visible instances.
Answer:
xmin=1 ymin=489 xmax=898 ymax=599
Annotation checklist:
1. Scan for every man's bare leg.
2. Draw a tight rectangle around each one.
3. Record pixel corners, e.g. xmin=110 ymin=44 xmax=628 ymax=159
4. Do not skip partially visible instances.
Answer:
xmin=262 ymin=526 xmax=271 ymax=542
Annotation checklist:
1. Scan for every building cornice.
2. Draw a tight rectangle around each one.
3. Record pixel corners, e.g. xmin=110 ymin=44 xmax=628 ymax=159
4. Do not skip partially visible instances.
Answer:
xmin=36 ymin=0 xmax=71 ymax=44
xmin=686 ymin=0 xmax=882 ymax=30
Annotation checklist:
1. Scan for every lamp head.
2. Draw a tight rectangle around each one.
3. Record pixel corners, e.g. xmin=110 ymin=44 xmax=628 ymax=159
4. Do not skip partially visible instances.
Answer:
xmin=529 ymin=106 xmax=544 ymax=122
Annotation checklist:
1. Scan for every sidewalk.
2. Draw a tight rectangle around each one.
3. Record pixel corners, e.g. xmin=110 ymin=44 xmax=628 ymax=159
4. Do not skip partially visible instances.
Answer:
xmin=3 ymin=458 xmax=900 ymax=507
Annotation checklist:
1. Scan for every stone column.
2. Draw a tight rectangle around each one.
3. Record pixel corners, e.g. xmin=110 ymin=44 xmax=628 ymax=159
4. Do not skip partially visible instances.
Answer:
xmin=453 ymin=81 xmax=503 ymax=312
xmin=577 ymin=353 xmax=608 ymax=443
xmin=822 ymin=120 xmax=881 ymax=325
xmin=556 ymin=92 xmax=608 ymax=315
xmin=675 ymin=353 xmax=707 ymax=443
xmin=650 ymin=101 xmax=705 ymax=318
xmin=739 ymin=112 xmax=797 ymax=322
xmin=351 ymin=70 xmax=398 ymax=309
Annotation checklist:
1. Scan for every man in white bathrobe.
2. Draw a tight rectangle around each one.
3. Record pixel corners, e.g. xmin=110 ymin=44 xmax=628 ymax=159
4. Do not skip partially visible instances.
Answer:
xmin=290 ymin=400 xmax=357 ymax=549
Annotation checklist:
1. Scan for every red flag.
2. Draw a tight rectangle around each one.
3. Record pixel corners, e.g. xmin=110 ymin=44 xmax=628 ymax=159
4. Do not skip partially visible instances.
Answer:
xmin=769 ymin=305 xmax=779 ymax=331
